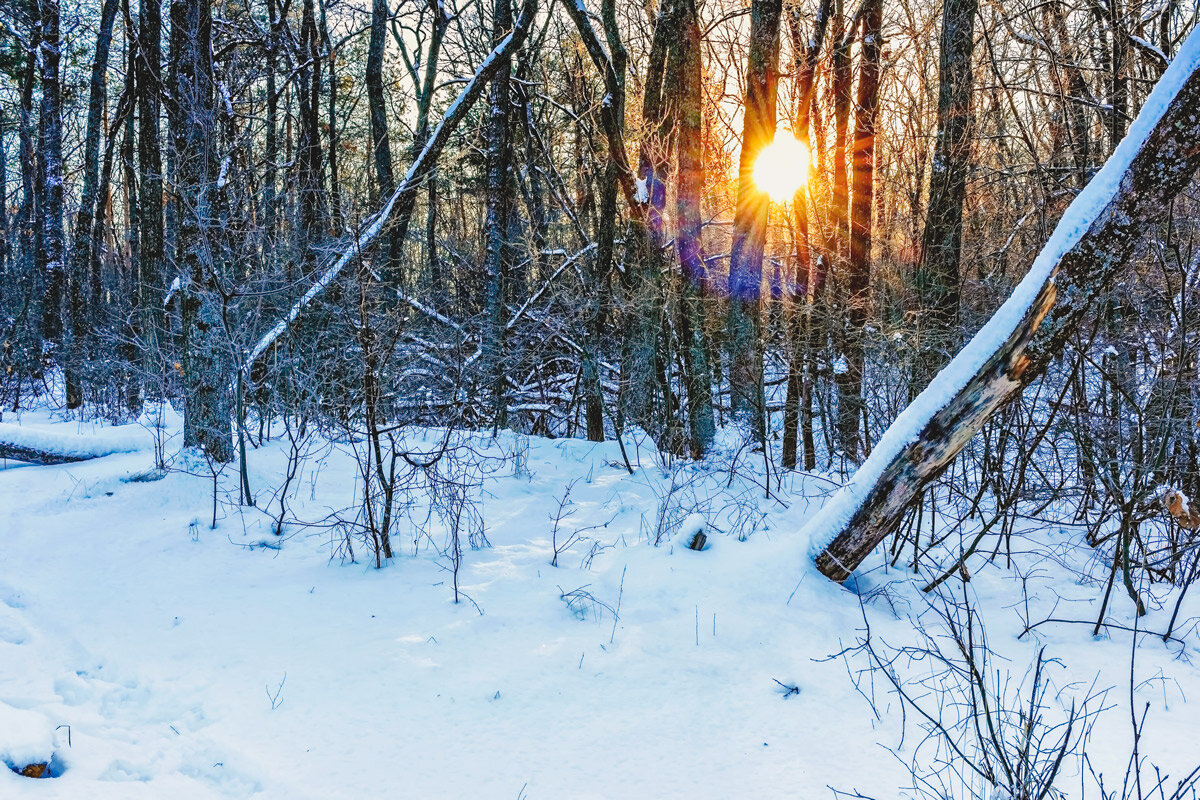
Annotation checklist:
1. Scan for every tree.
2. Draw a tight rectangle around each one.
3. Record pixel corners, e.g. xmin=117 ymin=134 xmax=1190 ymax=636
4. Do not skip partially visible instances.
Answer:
xmin=811 ymin=37 xmax=1200 ymax=581
xmin=174 ymin=0 xmax=234 ymax=462
xmin=913 ymin=0 xmax=979 ymax=389
xmin=482 ymin=0 xmax=516 ymax=429
xmin=836 ymin=0 xmax=882 ymax=461
xmin=727 ymin=0 xmax=783 ymax=441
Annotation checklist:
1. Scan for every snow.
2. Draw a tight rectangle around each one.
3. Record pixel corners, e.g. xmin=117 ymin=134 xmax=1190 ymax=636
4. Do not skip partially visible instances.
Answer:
xmin=802 ymin=28 xmax=1200 ymax=560
xmin=0 ymin=419 xmax=152 ymax=463
xmin=0 ymin=705 xmax=54 ymax=770
xmin=1 ymin=410 xmax=1198 ymax=796
xmin=241 ymin=14 xmax=532 ymax=376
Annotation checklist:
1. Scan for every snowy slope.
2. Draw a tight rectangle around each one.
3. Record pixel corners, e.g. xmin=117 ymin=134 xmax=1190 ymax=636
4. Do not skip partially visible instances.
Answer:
xmin=1 ymin=413 xmax=1198 ymax=798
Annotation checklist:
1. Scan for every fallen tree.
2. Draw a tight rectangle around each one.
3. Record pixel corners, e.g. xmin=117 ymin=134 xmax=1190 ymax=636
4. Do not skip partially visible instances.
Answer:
xmin=809 ymin=29 xmax=1200 ymax=582
xmin=0 ymin=423 xmax=148 ymax=465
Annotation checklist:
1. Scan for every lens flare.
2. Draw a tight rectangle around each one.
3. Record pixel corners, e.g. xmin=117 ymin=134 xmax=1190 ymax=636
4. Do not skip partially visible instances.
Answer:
xmin=752 ymin=132 xmax=811 ymax=203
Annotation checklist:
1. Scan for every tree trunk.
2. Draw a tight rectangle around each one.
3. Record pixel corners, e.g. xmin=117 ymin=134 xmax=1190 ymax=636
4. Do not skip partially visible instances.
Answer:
xmin=175 ymin=0 xmax=234 ymax=462
xmin=70 ymin=0 xmax=120 ymax=355
xmin=673 ymin=0 xmax=715 ymax=458
xmin=812 ymin=41 xmax=1200 ymax=581
xmin=138 ymin=0 xmax=165 ymax=369
xmin=297 ymin=0 xmax=326 ymax=266
xmin=836 ymin=0 xmax=882 ymax=460
xmin=727 ymin=0 xmax=782 ymax=441
xmin=38 ymin=1 xmax=66 ymax=363
xmin=913 ymin=0 xmax=978 ymax=389
xmin=319 ymin=0 xmax=341 ymax=231
xmin=783 ymin=0 xmax=832 ymax=470
xmin=482 ymin=0 xmax=515 ymax=430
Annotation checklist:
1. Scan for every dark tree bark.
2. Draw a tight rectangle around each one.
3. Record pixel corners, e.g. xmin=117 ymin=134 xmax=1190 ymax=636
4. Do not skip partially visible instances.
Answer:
xmin=174 ymin=0 xmax=234 ymax=462
xmin=121 ymin=0 xmax=143 ymax=412
xmin=913 ymin=0 xmax=978 ymax=389
xmin=70 ymin=0 xmax=120 ymax=351
xmin=814 ymin=51 xmax=1200 ymax=581
xmin=38 ymin=0 xmax=66 ymax=356
xmin=673 ymin=0 xmax=716 ymax=458
xmin=366 ymin=0 xmax=394 ymax=199
xmin=482 ymin=0 xmax=516 ymax=429
xmin=782 ymin=0 xmax=832 ymax=470
xmin=367 ymin=0 xmax=401 ymax=278
xmin=836 ymin=0 xmax=882 ymax=460
xmin=297 ymin=0 xmax=326 ymax=265
xmin=0 ymin=108 xmax=7 ymax=287
xmin=137 ymin=0 xmax=165 ymax=360
xmin=727 ymin=0 xmax=783 ymax=441
xmin=319 ymin=0 xmax=341 ymax=230
xmin=262 ymin=0 xmax=280 ymax=258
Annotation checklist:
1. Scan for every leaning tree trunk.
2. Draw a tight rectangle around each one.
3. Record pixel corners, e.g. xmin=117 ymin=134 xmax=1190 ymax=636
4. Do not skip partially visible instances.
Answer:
xmin=913 ymin=0 xmax=978 ymax=390
xmin=241 ymin=0 xmax=538 ymax=378
xmin=727 ymin=0 xmax=783 ymax=441
xmin=811 ymin=36 xmax=1200 ymax=581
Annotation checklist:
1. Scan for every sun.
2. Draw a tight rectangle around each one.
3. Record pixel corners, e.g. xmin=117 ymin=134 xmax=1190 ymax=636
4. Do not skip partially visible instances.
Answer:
xmin=752 ymin=132 xmax=811 ymax=203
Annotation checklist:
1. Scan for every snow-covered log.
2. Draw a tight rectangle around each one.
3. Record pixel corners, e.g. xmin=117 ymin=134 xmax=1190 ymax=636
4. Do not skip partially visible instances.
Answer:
xmin=810 ymin=30 xmax=1200 ymax=582
xmin=0 ymin=423 xmax=149 ymax=465
xmin=240 ymin=0 xmax=538 ymax=378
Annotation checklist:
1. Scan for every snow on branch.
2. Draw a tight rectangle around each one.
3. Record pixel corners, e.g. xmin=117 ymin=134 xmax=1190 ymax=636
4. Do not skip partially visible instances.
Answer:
xmin=240 ymin=0 xmax=539 ymax=378
xmin=807 ymin=28 xmax=1200 ymax=581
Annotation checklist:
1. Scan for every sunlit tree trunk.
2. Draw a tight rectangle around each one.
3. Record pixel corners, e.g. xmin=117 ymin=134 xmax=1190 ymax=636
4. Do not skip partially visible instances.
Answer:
xmin=727 ymin=0 xmax=782 ymax=441
xmin=835 ymin=0 xmax=881 ymax=461
xmin=782 ymin=0 xmax=831 ymax=470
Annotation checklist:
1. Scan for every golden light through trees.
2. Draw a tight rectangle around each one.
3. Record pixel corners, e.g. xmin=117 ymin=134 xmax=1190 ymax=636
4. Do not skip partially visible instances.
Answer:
xmin=751 ymin=131 xmax=811 ymax=202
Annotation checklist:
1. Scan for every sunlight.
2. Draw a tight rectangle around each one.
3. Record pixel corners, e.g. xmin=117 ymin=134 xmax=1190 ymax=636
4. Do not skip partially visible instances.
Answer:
xmin=752 ymin=132 xmax=811 ymax=203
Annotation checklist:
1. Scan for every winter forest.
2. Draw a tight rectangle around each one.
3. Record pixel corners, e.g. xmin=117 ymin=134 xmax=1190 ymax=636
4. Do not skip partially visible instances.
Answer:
xmin=2 ymin=0 xmax=1200 ymax=792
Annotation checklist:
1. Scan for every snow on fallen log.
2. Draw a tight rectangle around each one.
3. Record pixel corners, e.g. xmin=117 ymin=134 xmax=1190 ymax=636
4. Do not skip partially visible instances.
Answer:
xmin=0 ymin=422 xmax=151 ymax=465
xmin=807 ymin=28 xmax=1200 ymax=582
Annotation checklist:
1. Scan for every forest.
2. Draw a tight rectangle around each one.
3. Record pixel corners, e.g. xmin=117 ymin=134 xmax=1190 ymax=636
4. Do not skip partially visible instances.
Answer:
xmin=2 ymin=0 xmax=1200 ymax=794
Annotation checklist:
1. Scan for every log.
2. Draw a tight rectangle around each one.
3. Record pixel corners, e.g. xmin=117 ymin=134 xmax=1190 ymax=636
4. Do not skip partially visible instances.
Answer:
xmin=0 ymin=423 xmax=147 ymax=465
xmin=810 ymin=32 xmax=1200 ymax=582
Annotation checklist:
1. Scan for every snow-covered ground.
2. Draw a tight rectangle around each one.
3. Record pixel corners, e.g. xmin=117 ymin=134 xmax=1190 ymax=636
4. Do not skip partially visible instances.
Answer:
xmin=2 ymin=408 xmax=1198 ymax=798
